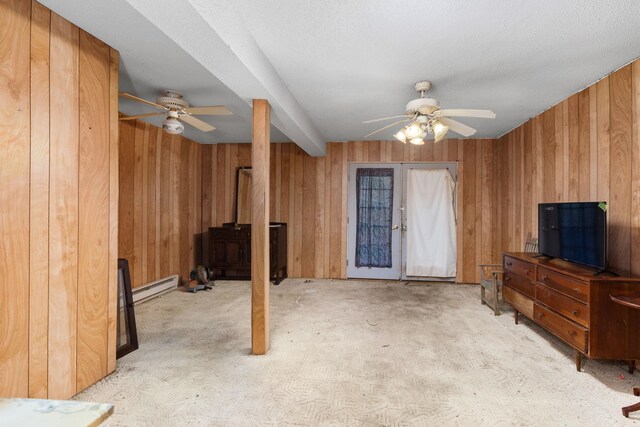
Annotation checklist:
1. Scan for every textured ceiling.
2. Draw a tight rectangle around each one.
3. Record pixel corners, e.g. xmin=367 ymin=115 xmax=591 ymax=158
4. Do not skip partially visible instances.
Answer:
xmin=40 ymin=0 xmax=640 ymax=151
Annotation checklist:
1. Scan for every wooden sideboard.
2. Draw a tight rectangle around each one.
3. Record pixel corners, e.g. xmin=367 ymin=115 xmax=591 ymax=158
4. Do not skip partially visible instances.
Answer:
xmin=502 ymin=252 xmax=640 ymax=371
xmin=209 ymin=223 xmax=287 ymax=284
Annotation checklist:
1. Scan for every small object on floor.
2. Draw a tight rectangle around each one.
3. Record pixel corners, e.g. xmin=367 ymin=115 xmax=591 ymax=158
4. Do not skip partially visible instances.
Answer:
xmin=187 ymin=265 xmax=214 ymax=293
xmin=304 ymin=279 xmax=312 ymax=283
xmin=619 ymin=374 xmax=626 ymax=380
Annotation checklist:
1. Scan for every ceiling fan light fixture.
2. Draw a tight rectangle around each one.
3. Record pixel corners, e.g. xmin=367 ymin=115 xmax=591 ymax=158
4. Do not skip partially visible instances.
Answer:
xmin=162 ymin=116 xmax=184 ymax=135
xmin=433 ymin=120 xmax=449 ymax=143
xmin=393 ymin=130 xmax=407 ymax=143
xmin=410 ymin=137 xmax=425 ymax=146
xmin=404 ymin=122 xmax=423 ymax=139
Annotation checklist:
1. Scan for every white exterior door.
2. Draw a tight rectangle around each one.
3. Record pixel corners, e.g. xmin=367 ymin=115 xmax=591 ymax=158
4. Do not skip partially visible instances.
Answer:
xmin=346 ymin=164 xmax=402 ymax=279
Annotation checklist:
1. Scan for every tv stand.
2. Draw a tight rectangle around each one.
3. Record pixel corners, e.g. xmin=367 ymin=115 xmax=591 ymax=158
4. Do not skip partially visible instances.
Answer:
xmin=502 ymin=252 xmax=640 ymax=371
xmin=532 ymin=253 xmax=551 ymax=259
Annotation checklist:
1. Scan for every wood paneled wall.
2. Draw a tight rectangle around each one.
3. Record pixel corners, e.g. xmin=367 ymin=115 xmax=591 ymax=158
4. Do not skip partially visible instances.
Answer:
xmin=1 ymin=0 xmax=119 ymax=399
xmin=201 ymin=139 xmax=502 ymax=283
xmin=118 ymin=119 xmax=203 ymax=288
xmin=498 ymin=59 xmax=640 ymax=276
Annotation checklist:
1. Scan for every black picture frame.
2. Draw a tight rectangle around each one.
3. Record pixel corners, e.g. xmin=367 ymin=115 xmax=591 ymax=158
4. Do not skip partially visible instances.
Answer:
xmin=117 ymin=258 xmax=139 ymax=359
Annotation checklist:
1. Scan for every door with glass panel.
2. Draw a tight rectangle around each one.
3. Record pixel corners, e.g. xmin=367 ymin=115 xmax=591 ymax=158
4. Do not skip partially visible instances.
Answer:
xmin=346 ymin=164 xmax=402 ymax=279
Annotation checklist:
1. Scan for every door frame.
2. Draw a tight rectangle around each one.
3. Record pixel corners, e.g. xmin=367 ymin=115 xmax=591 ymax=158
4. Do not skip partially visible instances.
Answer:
xmin=346 ymin=161 xmax=459 ymax=281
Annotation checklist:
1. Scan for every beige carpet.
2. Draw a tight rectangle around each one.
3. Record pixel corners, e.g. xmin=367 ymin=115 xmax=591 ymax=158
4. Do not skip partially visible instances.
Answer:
xmin=76 ymin=279 xmax=640 ymax=426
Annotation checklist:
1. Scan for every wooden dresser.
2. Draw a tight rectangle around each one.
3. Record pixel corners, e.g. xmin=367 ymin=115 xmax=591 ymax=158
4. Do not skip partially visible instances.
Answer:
xmin=209 ymin=223 xmax=287 ymax=284
xmin=502 ymin=252 xmax=640 ymax=371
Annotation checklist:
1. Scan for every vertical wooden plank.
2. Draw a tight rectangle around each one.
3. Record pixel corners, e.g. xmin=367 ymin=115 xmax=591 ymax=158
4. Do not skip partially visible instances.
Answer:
xmin=132 ymin=122 xmax=144 ymax=286
xmin=596 ymin=77 xmax=611 ymax=203
xmin=475 ymin=139 xmax=483 ymax=277
xmin=455 ymin=141 xmax=464 ymax=282
xmin=107 ymin=47 xmax=119 ymax=375
xmin=462 ymin=140 xmax=476 ymax=282
xmin=589 ymin=85 xmax=598 ymax=200
xmin=29 ymin=0 xmax=50 ymax=398
xmin=578 ymin=89 xmax=591 ymax=200
xmin=201 ymin=144 xmax=212 ymax=265
xmin=49 ymin=13 xmax=79 ymax=399
xmin=179 ymin=139 xmax=190 ymax=276
xmin=523 ymin=122 xmax=533 ymax=238
xmin=340 ymin=143 xmax=349 ymax=278
xmin=140 ymin=126 xmax=149 ymax=283
xmin=274 ymin=143 xmax=282 ymax=220
xmin=562 ymin=100 xmax=570 ymax=201
xmin=330 ymin=144 xmax=343 ymax=277
xmin=609 ymin=65 xmax=632 ymax=275
xmin=77 ymin=30 xmax=110 ymax=392
xmin=251 ymin=100 xmax=270 ymax=355
xmin=323 ymin=144 xmax=332 ymax=277
xmin=301 ymin=154 xmax=316 ymax=277
xmin=157 ymin=133 xmax=169 ymax=277
xmin=215 ymin=145 xmax=226 ymax=226
xmin=632 ymin=62 xmax=640 ymax=275
xmin=294 ymin=147 xmax=303 ymax=277
xmin=169 ymin=134 xmax=181 ymax=275
xmin=146 ymin=127 xmax=157 ymax=279
xmin=554 ymin=104 xmax=564 ymax=202
xmin=314 ymin=156 xmax=325 ymax=278
xmin=481 ymin=140 xmax=493 ymax=266
xmin=567 ymin=94 xmax=580 ymax=201
xmin=0 ymin=0 xmax=31 ymax=398
xmin=542 ymin=109 xmax=555 ymax=202
xmin=118 ymin=121 xmax=135 ymax=264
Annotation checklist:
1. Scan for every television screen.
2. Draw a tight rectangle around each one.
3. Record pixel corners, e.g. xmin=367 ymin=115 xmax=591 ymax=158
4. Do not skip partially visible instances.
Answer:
xmin=538 ymin=202 xmax=607 ymax=270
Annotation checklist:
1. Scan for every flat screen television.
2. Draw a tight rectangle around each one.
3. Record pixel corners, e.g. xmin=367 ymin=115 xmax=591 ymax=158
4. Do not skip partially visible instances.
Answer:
xmin=538 ymin=202 xmax=607 ymax=270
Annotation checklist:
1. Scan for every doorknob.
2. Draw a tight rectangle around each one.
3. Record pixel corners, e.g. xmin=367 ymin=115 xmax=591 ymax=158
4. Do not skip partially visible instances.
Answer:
xmin=392 ymin=225 xmax=399 ymax=230
xmin=402 ymin=225 xmax=408 ymax=231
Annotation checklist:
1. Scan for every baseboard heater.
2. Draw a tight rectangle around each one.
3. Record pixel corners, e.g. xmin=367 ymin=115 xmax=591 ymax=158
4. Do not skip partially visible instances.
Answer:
xmin=132 ymin=275 xmax=179 ymax=305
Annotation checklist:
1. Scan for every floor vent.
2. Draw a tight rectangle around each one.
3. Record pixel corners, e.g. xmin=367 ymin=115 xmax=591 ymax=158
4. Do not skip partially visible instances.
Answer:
xmin=132 ymin=275 xmax=179 ymax=305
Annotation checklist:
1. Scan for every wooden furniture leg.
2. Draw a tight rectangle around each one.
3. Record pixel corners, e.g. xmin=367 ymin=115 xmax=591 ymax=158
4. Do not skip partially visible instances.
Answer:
xmin=480 ymin=285 xmax=486 ymax=305
xmin=622 ymin=401 xmax=640 ymax=418
xmin=629 ymin=360 xmax=636 ymax=374
xmin=575 ymin=350 xmax=582 ymax=372
xmin=514 ymin=309 xmax=519 ymax=325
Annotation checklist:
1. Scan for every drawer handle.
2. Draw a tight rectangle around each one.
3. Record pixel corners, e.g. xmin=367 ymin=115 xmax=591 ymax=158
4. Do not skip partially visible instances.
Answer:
xmin=568 ymin=330 xmax=577 ymax=336
xmin=506 ymin=262 xmax=513 ymax=266
xmin=542 ymin=275 xmax=548 ymax=281
xmin=572 ymin=310 xmax=579 ymax=316
xmin=525 ymin=269 xmax=531 ymax=275
xmin=537 ymin=313 xmax=544 ymax=319
xmin=573 ymin=288 xmax=579 ymax=293
xmin=504 ymin=276 xmax=511 ymax=282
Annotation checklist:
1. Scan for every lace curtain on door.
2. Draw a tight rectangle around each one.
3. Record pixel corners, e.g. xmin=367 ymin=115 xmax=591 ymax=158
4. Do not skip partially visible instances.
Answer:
xmin=355 ymin=168 xmax=394 ymax=268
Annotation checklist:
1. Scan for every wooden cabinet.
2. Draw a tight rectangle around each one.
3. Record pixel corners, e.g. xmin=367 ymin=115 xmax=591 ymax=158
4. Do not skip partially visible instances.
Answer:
xmin=209 ymin=223 xmax=287 ymax=284
xmin=503 ymin=252 xmax=640 ymax=371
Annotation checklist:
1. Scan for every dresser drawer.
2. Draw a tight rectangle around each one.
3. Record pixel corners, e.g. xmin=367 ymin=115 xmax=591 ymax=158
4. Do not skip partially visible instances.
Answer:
xmin=535 ymin=284 xmax=589 ymax=328
xmin=534 ymin=304 xmax=587 ymax=352
xmin=503 ymin=271 xmax=535 ymax=298
xmin=537 ymin=267 xmax=588 ymax=303
xmin=503 ymin=286 xmax=534 ymax=319
xmin=504 ymin=256 xmax=536 ymax=280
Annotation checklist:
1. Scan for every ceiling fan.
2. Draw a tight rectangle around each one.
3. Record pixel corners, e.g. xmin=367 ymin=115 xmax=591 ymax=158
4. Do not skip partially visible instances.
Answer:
xmin=363 ymin=81 xmax=496 ymax=145
xmin=119 ymin=90 xmax=232 ymax=135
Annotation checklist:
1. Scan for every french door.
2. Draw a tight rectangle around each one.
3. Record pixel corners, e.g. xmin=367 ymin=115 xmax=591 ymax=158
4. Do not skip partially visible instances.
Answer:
xmin=346 ymin=162 xmax=457 ymax=280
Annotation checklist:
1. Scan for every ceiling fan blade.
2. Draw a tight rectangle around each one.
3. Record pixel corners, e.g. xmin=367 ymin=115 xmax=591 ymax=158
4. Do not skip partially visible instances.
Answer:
xmin=364 ymin=119 xmax=411 ymax=138
xmin=435 ymin=109 xmax=496 ymax=119
xmin=362 ymin=115 xmax=412 ymax=124
xmin=119 ymin=92 xmax=166 ymax=110
xmin=183 ymin=106 xmax=233 ymax=116
xmin=180 ymin=114 xmax=216 ymax=132
xmin=119 ymin=112 xmax=164 ymax=121
xmin=438 ymin=118 xmax=477 ymax=137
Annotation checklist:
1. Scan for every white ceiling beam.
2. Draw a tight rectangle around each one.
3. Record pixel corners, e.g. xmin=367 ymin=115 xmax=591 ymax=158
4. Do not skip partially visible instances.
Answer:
xmin=124 ymin=0 xmax=326 ymax=156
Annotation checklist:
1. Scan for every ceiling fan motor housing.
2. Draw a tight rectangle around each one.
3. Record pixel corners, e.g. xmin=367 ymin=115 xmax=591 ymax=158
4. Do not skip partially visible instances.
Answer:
xmin=156 ymin=90 xmax=190 ymax=110
xmin=405 ymin=97 xmax=439 ymax=115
